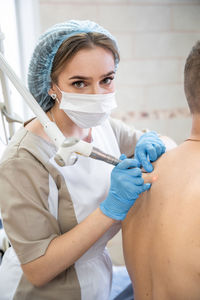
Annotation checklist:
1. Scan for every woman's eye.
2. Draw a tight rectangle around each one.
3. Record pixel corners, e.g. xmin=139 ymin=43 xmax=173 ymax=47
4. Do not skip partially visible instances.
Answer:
xmin=101 ymin=77 xmax=114 ymax=85
xmin=72 ymin=81 xmax=85 ymax=88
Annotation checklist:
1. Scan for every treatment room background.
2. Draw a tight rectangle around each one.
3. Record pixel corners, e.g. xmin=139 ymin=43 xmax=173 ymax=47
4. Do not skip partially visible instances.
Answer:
xmin=0 ymin=0 xmax=200 ymax=265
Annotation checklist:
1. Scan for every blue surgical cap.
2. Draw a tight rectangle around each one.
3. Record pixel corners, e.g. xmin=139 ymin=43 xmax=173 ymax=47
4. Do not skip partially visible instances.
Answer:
xmin=28 ymin=20 xmax=119 ymax=112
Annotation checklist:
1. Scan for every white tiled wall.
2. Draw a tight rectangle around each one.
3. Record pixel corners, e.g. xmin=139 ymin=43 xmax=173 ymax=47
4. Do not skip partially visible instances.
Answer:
xmin=39 ymin=0 xmax=200 ymax=144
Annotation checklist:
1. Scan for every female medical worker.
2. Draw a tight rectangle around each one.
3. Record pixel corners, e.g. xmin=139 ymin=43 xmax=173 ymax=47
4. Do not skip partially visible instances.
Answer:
xmin=0 ymin=20 xmax=165 ymax=300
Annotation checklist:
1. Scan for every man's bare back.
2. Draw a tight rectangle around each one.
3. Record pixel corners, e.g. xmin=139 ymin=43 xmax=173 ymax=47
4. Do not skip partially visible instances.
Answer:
xmin=122 ymin=141 xmax=200 ymax=300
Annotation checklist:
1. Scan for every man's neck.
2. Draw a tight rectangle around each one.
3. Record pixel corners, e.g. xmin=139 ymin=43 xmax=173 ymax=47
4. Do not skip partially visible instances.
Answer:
xmin=190 ymin=114 xmax=200 ymax=140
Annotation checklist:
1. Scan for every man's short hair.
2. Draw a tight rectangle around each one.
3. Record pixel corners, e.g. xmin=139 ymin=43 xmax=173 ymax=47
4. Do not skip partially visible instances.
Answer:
xmin=184 ymin=41 xmax=200 ymax=114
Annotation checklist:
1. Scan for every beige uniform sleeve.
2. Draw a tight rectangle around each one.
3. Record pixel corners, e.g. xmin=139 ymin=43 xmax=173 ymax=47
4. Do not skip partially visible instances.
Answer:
xmin=0 ymin=156 xmax=60 ymax=264
xmin=109 ymin=118 xmax=148 ymax=158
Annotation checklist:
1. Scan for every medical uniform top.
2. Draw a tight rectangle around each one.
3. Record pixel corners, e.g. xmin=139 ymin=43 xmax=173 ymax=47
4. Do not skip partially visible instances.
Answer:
xmin=0 ymin=118 xmax=144 ymax=300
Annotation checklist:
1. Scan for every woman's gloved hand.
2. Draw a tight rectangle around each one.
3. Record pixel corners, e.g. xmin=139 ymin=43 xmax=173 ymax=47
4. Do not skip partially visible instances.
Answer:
xmin=134 ymin=131 xmax=166 ymax=173
xmin=100 ymin=155 xmax=151 ymax=221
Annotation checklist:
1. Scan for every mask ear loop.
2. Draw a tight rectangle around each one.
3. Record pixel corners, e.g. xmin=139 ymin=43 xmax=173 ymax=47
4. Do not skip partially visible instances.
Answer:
xmin=49 ymin=94 xmax=58 ymax=123
xmin=51 ymin=83 xmax=62 ymax=103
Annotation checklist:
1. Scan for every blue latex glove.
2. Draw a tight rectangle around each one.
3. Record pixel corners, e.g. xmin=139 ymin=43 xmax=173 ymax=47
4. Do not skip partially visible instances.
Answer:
xmin=100 ymin=155 xmax=151 ymax=221
xmin=134 ymin=131 xmax=166 ymax=173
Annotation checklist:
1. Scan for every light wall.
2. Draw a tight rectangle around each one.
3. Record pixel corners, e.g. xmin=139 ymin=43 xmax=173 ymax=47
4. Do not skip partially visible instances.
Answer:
xmin=39 ymin=0 xmax=200 ymax=144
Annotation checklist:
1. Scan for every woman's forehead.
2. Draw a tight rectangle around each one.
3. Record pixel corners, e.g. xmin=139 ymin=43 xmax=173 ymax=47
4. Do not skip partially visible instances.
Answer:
xmin=60 ymin=47 xmax=115 ymax=78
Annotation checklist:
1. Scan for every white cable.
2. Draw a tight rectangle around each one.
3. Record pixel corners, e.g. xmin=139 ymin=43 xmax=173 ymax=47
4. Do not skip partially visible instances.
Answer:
xmin=0 ymin=110 xmax=8 ymax=144
xmin=0 ymin=52 xmax=65 ymax=148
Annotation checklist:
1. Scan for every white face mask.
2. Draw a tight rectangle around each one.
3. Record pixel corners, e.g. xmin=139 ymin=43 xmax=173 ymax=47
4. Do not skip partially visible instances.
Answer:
xmin=58 ymin=88 xmax=117 ymax=128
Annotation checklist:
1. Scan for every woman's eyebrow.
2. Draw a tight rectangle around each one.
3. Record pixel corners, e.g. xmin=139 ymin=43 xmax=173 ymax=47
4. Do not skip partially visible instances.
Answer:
xmin=69 ymin=75 xmax=91 ymax=80
xmin=100 ymin=71 xmax=115 ymax=78
xmin=68 ymin=71 xmax=115 ymax=81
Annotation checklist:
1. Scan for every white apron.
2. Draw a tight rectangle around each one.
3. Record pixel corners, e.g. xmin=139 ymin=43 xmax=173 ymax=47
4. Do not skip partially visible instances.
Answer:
xmin=50 ymin=120 xmax=121 ymax=300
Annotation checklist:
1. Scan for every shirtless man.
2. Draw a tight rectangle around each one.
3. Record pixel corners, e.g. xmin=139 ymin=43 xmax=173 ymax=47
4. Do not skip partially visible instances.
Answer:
xmin=122 ymin=41 xmax=200 ymax=300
